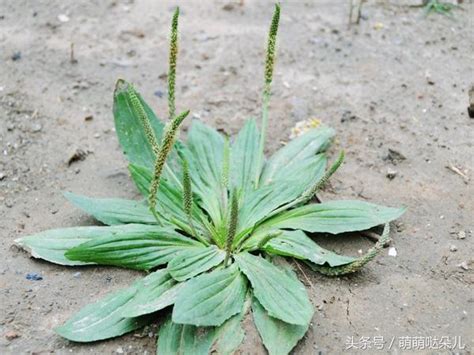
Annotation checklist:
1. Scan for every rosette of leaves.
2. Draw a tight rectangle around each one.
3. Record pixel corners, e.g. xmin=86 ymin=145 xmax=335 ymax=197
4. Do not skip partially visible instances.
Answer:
xmin=16 ymin=5 xmax=405 ymax=355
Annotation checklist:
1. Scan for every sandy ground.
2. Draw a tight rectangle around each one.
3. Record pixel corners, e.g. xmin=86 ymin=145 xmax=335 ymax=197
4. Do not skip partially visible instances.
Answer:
xmin=1 ymin=0 xmax=473 ymax=354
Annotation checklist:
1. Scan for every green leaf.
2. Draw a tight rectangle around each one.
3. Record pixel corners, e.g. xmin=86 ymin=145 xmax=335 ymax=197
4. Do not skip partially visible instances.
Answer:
xmin=231 ymin=119 xmax=259 ymax=196
xmin=64 ymin=192 xmax=156 ymax=225
xmin=168 ymin=246 xmax=225 ymax=281
xmin=263 ymin=200 xmax=406 ymax=234
xmin=128 ymin=164 xmax=208 ymax=237
xmin=261 ymin=126 xmax=334 ymax=185
xmin=120 ymin=270 xmax=184 ymax=318
xmin=236 ymin=179 xmax=310 ymax=242
xmin=235 ymin=252 xmax=313 ymax=325
xmin=184 ymin=120 xmax=225 ymax=224
xmin=15 ymin=225 xmax=140 ymax=266
xmin=172 ymin=264 xmax=247 ymax=326
xmin=65 ymin=225 xmax=202 ymax=270
xmin=264 ymin=230 xmax=356 ymax=267
xmin=113 ymin=80 xmax=164 ymax=170
xmin=252 ymin=298 xmax=308 ymax=355
xmin=157 ymin=318 xmax=215 ymax=355
xmin=55 ymin=280 xmax=150 ymax=342
xmin=211 ymin=312 xmax=246 ymax=355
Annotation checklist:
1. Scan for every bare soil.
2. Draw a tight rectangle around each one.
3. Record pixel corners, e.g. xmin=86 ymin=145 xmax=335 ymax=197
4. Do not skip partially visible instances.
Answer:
xmin=1 ymin=1 xmax=473 ymax=354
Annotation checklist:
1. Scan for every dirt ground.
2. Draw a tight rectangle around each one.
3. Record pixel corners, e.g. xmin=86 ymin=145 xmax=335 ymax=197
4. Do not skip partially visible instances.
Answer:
xmin=1 ymin=0 xmax=473 ymax=354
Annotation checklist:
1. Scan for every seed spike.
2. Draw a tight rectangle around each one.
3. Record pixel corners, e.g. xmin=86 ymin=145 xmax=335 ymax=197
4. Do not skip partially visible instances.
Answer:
xmin=264 ymin=150 xmax=345 ymax=220
xmin=303 ymin=150 xmax=345 ymax=201
xmin=126 ymin=84 xmax=160 ymax=155
xmin=255 ymin=3 xmax=281 ymax=187
xmin=221 ymin=136 xmax=230 ymax=190
xmin=182 ymin=159 xmax=192 ymax=216
xmin=148 ymin=110 xmax=190 ymax=221
xmin=182 ymin=157 xmax=199 ymax=239
xmin=264 ymin=3 xmax=280 ymax=91
xmin=311 ymin=223 xmax=391 ymax=276
xmin=168 ymin=7 xmax=179 ymax=119
xmin=224 ymin=188 xmax=239 ymax=266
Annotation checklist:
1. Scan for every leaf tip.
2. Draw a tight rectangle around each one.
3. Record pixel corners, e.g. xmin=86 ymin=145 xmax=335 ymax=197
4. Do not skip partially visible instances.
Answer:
xmin=114 ymin=79 xmax=129 ymax=95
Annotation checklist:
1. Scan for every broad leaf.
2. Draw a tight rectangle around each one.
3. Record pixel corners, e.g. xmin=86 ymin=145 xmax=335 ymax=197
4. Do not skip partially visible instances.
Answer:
xmin=172 ymin=264 xmax=247 ymax=326
xmin=55 ymin=280 xmax=149 ymax=342
xmin=235 ymin=252 xmax=313 ymax=325
xmin=168 ymin=246 xmax=225 ymax=281
xmin=120 ymin=270 xmax=183 ymax=318
xmin=113 ymin=80 xmax=164 ymax=170
xmin=65 ymin=225 xmax=202 ymax=270
xmin=262 ymin=200 xmax=406 ymax=234
xmin=15 ymin=225 xmax=142 ymax=266
xmin=157 ymin=318 xmax=215 ymax=355
xmin=236 ymin=178 xmax=316 ymax=243
xmin=264 ymin=230 xmax=356 ymax=266
xmin=260 ymin=126 xmax=334 ymax=185
xmin=64 ymin=192 xmax=156 ymax=225
xmin=184 ymin=120 xmax=225 ymax=225
xmin=211 ymin=312 xmax=246 ymax=355
xmin=252 ymin=298 xmax=308 ymax=355
xmin=231 ymin=119 xmax=259 ymax=196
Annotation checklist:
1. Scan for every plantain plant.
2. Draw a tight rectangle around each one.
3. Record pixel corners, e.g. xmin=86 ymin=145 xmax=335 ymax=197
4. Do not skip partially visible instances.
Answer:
xmin=16 ymin=5 xmax=405 ymax=354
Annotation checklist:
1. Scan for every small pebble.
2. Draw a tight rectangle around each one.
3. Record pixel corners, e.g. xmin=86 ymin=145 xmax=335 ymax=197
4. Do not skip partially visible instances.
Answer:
xmin=31 ymin=123 xmax=42 ymax=132
xmin=58 ymin=14 xmax=70 ymax=23
xmin=11 ymin=52 xmax=21 ymax=61
xmin=5 ymin=331 xmax=20 ymax=340
xmin=73 ymin=272 xmax=81 ymax=279
xmin=386 ymin=168 xmax=398 ymax=180
xmin=26 ymin=272 xmax=43 ymax=281
xmin=116 ymin=347 xmax=124 ymax=354
xmin=457 ymin=231 xmax=466 ymax=239
xmin=388 ymin=247 xmax=397 ymax=257
xmin=459 ymin=261 xmax=469 ymax=271
xmin=449 ymin=245 xmax=457 ymax=252
xmin=154 ymin=90 xmax=164 ymax=98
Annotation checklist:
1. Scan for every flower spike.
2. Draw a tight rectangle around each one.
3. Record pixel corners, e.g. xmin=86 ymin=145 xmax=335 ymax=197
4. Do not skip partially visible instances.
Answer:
xmin=148 ymin=110 xmax=190 ymax=223
xmin=168 ymin=7 xmax=179 ymax=119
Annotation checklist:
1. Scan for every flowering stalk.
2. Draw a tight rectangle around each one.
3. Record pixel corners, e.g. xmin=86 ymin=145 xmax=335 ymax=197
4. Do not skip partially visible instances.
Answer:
xmin=126 ymin=84 xmax=160 ymax=156
xmin=149 ymin=110 xmax=190 ymax=223
xmin=255 ymin=3 xmax=280 ymax=187
xmin=168 ymin=7 xmax=179 ymax=119
xmin=224 ymin=188 xmax=239 ymax=266
xmin=301 ymin=150 xmax=345 ymax=202
xmin=310 ymin=223 xmax=391 ymax=276
xmin=182 ymin=157 xmax=199 ymax=240
xmin=221 ymin=136 xmax=230 ymax=211
xmin=265 ymin=151 xmax=345 ymax=220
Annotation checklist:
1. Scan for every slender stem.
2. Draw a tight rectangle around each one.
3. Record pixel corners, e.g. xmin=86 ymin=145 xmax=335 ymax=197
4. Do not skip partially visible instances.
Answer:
xmin=224 ymin=189 xmax=239 ymax=266
xmin=255 ymin=4 xmax=280 ymax=188
xmin=151 ymin=208 xmax=164 ymax=227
